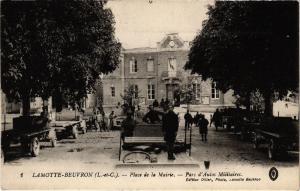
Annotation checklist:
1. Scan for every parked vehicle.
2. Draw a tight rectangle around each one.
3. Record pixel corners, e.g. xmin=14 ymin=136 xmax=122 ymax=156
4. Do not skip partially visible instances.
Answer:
xmin=252 ymin=117 xmax=299 ymax=160
xmin=1 ymin=116 xmax=56 ymax=159
xmin=82 ymin=108 xmax=97 ymax=131
xmin=112 ymin=115 xmax=126 ymax=130
xmin=51 ymin=109 xmax=86 ymax=139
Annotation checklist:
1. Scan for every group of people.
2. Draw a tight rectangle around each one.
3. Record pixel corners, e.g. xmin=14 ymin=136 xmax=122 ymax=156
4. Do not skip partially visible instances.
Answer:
xmin=152 ymin=98 xmax=171 ymax=110
xmin=184 ymin=111 xmax=209 ymax=142
xmin=94 ymin=110 xmax=116 ymax=132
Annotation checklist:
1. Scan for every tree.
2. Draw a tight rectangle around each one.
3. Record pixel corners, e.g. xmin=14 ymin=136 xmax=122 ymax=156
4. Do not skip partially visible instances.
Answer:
xmin=185 ymin=1 xmax=298 ymax=116
xmin=1 ymin=0 xmax=121 ymax=116
xmin=178 ymin=84 xmax=196 ymax=105
xmin=120 ymin=84 xmax=141 ymax=114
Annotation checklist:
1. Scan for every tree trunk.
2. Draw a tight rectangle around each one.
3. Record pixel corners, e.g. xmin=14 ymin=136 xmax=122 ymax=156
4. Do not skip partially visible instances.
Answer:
xmin=22 ymin=95 xmax=30 ymax=116
xmin=263 ymin=91 xmax=273 ymax=117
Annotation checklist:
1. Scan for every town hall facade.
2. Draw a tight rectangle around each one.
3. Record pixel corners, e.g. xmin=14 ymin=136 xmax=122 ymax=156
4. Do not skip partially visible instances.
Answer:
xmin=100 ymin=33 xmax=235 ymax=110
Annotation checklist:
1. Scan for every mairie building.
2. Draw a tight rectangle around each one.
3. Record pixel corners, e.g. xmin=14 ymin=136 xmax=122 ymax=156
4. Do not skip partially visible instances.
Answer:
xmin=99 ymin=33 xmax=236 ymax=112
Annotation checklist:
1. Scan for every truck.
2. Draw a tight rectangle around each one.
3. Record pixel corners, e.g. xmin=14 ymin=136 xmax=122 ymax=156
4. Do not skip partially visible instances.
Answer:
xmin=1 ymin=116 xmax=57 ymax=160
xmin=51 ymin=109 xmax=86 ymax=139
xmin=252 ymin=117 xmax=299 ymax=160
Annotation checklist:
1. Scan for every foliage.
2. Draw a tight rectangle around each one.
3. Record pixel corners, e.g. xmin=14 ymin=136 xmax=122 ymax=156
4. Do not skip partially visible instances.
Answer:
xmin=120 ymin=84 xmax=140 ymax=106
xmin=185 ymin=1 xmax=298 ymax=115
xmin=177 ymin=84 xmax=196 ymax=104
xmin=1 ymin=0 xmax=121 ymax=115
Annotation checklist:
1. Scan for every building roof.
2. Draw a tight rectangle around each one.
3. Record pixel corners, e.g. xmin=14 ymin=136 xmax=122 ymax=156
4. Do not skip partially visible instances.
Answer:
xmin=122 ymin=33 xmax=190 ymax=54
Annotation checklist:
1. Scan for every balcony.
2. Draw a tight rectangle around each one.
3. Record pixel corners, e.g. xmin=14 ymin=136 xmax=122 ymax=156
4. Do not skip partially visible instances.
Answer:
xmin=161 ymin=71 xmax=183 ymax=82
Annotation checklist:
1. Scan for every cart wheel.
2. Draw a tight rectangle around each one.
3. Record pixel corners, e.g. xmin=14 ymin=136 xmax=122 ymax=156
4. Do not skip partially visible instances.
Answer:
xmin=30 ymin=137 xmax=40 ymax=157
xmin=252 ymin=133 xmax=259 ymax=149
xmin=268 ymin=139 xmax=276 ymax=160
xmin=50 ymin=138 xmax=57 ymax=147
xmin=72 ymin=126 xmax=78 ymax=139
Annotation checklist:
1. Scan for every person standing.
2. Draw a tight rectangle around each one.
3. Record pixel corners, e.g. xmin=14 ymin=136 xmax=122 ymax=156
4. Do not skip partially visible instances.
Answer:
xmin=108 ymin=111 xmax=116 ymax=131
xmin=211 ymin=108 xmax=221 ymax=131
xmin=121 ymin=111 xmax=136 ymax=141
xmin=95 ymin=111 xmax=102 ymax=132
xmin=184 ymin=110 xmax=193 ymax=130
xmin=153 ymin=99 xmax=159 ymax=108
xmin=142 ymin=105 xmax=160 ymax=124
xmin=160 ymin=98 xmax=165 ymax=108
xmin=162 ymin=105 xmax=179 ymax=160
xmin=198 ymin=114 xmax=209 ymax=142
xmin=194 ymin=112 xmax=201 ymax=127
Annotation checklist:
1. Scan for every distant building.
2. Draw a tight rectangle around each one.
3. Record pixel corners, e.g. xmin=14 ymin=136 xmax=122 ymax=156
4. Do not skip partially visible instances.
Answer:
xmin=99 ymin=33 xmax=235 ymax=111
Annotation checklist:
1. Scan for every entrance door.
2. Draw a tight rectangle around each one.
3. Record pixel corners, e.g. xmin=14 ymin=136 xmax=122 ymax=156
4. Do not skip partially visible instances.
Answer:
xmin=166 ymin=84 xmax=174 ymax=100
xmin=166 ymin=84 xmax=179 ymax=101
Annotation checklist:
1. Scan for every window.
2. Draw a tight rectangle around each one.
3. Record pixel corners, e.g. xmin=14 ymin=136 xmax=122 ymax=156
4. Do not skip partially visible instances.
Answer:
xmin=133 ymin=85 xmax=138 ymax=99
xmin=111 ymin=86 xmax=115 ymax=97
xmin=211 ymin=82 xmax=220 ymax=99
xmin=147 ymin=84 xmax=155 ymax=100
xmin=168 ymin=57 xmax=177 ymax=77
xmin=192 ymin=83 xmax=201 ymax=100
xmin=130 ymin=58 xmax=137 ymax=73
xmin=147 ymin=58 xmax=154 ymax=72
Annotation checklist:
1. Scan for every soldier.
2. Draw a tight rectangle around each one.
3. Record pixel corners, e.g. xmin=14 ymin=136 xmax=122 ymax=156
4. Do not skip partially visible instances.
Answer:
xmin=162 ymin=105 xmax=179 ymax=160
xmin=142 ymin=105 xmax=160 ymax=123
xmin=194 ymin=112 xmax=201 ymax=127
xmin=198 ymin=114 xmax=209 ymax=142
xmin=108 ymin=111 xmax=116 ymax=131
xmin=121 ymin=110 xmax=136 ymax=141
xmin=153 ymin=99 xmax=159 ymax=108
xmin=184 ymin=110 xmax=193 ymax=130
xmin=211 ymin=108 xmax=221 ymax=131
xmin=95 ymin=111 xmax=102 ymax=132
xmin=160 ymin=98 xmax=165 ymax=108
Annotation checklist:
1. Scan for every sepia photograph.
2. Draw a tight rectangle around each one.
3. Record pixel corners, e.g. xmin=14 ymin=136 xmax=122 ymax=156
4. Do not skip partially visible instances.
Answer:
xmin=1 ymin=0 xmax=299 ymax=190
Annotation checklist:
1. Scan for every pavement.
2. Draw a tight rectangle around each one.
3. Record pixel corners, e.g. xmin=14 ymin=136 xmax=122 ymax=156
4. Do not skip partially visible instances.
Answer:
xmin=1 ymin=123 xmax=299 ymax=190
xmin=3 ymin=123 xmax=298 ymax=167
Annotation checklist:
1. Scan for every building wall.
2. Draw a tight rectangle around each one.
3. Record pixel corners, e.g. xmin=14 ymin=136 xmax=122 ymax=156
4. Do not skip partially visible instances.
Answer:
xmin=101 ymin=33 xmax=234 ymax=109
xmin=102 ymin=53 xmax=124 ymax=108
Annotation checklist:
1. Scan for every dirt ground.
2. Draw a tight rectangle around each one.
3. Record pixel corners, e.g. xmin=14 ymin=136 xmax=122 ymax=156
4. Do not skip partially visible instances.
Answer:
xmin=3 ymin=123 xmax=298 ymax=167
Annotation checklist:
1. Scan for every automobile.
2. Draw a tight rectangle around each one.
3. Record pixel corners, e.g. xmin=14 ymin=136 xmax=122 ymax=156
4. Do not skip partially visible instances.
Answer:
xmin=112 ymin=115 xmax=126 ymax=130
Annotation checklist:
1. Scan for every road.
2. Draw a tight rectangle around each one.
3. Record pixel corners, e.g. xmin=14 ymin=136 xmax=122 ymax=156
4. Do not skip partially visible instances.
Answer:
xmin=3 ymin=124 xmax=298 ymax=167
xmin=2 ymin=124 xmax=299 ymax=190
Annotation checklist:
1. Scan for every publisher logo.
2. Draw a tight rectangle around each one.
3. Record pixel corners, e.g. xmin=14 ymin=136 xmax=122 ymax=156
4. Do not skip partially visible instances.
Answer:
xmin=269 ymin=167 xmax=278 ymax=181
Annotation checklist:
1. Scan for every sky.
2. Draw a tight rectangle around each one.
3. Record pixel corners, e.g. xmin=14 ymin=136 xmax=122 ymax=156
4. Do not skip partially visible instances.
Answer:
xmin=106 ymin=0 xmax=214 ymax=49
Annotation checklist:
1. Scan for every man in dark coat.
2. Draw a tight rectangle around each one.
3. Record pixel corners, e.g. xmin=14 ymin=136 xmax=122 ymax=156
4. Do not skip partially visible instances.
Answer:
xmin=143 ymin=105 xmax=161 ymax=123
xmin=153 ymin=99 xmax=159 ymax=108
xmin=162 ymin=105 xmax=179 ymax=160
xmin=121 ymin=111 xmax=136 ymax=141
xmin=211 ymin=108 xmax=221 ymax=131
xmin=194 ymin=112 xmax=201 ymax=126
xmin=198 ymin=114 xmax=209 ymax=142
xmin=184 ymin=110 xmax=193 ymax=130
xmin=159 ymin=98 xmax=165 ymax=108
